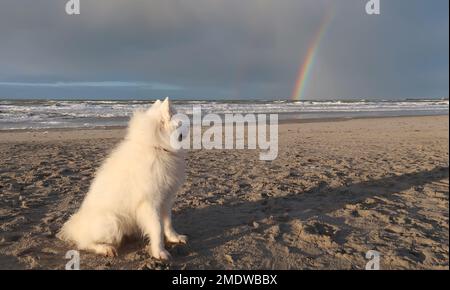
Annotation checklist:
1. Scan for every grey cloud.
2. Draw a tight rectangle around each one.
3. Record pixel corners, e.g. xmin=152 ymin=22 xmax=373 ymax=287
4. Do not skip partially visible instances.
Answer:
xmin=0 ymin=0 xmax=447 ymax=99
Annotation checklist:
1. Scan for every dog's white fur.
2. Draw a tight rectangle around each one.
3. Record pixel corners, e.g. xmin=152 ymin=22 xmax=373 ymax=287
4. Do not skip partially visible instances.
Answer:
xmin=57 ymin=98 xmax=186 ymax=260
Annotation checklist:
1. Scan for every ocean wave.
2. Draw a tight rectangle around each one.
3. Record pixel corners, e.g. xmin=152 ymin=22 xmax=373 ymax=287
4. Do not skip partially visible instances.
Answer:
xmin=0 ymin=99 xmax=448 ymax=130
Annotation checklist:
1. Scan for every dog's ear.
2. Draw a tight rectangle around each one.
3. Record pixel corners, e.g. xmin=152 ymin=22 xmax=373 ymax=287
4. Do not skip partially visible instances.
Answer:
xmin=153 ymin=99 xmax=162 ymax=109
xmin=146 ymin=99 xmax=161 ymax=115
xmin=160 ymin=97 xmax=171 ymax=121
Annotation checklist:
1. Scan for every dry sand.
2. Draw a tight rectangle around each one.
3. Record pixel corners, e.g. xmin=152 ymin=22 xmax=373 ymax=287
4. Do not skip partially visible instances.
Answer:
xmin=0 ymin=115 xmax=448 ymax=269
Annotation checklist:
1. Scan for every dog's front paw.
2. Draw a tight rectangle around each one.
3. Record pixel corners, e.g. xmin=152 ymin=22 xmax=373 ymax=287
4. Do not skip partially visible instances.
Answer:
xmin=167 ymin=234 xmax=188 ymax=244
xmin=151 ymin=248 xmax=171 ymax=260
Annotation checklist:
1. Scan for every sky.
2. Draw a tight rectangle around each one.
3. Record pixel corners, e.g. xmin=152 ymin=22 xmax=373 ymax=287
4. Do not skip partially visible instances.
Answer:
xmin=0 ymin=0 xmax=448 ymax=100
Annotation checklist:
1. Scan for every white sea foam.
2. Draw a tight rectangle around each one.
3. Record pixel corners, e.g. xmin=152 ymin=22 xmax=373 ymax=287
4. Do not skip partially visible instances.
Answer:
xmin=0 ymin=99 xmax=448 ymax=130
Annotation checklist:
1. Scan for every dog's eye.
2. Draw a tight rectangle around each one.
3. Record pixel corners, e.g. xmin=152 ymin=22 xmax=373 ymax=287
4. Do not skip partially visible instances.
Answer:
xmin=178 ymin=133 xmax=183 ymax=142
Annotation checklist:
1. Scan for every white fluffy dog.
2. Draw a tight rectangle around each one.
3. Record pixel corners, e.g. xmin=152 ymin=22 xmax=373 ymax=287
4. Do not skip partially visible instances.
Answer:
xmin=57 ymin=98 xmax=187 ymax=260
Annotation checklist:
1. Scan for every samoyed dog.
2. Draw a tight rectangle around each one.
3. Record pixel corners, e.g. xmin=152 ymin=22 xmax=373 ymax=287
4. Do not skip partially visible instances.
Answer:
xmin=57 ymin=97 xmax=187 ymax=260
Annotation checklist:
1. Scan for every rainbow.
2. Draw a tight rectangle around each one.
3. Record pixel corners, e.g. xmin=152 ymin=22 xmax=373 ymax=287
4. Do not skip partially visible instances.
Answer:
xmin=291 ymin=11 xmax=334 ymax=101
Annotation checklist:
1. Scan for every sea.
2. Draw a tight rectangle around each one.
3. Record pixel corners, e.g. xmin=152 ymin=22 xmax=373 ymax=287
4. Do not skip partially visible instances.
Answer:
xmin=0 ymin=99 xmax=448 ymax=130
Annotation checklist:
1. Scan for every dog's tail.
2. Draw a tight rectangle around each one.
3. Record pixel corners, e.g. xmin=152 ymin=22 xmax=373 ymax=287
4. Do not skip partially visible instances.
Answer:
xmin=56 ymin=213 xmax=81 ymax=242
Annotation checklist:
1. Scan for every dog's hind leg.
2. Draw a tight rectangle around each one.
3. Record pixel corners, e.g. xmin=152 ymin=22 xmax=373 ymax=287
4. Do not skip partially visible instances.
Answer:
xmin=75 ymin=213 xmax=122 ymax=257
xmin=136 ymin=202 xmax=171 ymax=260
xmin=84 ymin=243 xmax=118 ymax=257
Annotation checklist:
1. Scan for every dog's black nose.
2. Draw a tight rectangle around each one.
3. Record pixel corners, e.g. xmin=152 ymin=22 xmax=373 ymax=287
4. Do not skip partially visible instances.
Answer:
xmin=178 ymin=133 xmax=183 ymax=142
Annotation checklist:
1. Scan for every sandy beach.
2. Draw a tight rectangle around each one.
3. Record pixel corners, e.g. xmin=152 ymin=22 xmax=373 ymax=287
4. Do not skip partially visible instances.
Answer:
xmin=0 ymin=115 xmax=448 ymax=270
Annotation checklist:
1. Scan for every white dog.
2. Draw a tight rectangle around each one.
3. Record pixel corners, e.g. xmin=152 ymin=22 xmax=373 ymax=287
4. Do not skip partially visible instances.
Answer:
xmin=57 ymin=98 xmax=187 ymax=260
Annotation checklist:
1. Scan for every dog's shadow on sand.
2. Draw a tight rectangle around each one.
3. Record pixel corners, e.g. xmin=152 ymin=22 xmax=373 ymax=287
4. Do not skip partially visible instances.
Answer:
xmin=47 ymin=166 xmax=447 ymax=269
xmin=172 ymin=166 xmax=449 ymax=268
